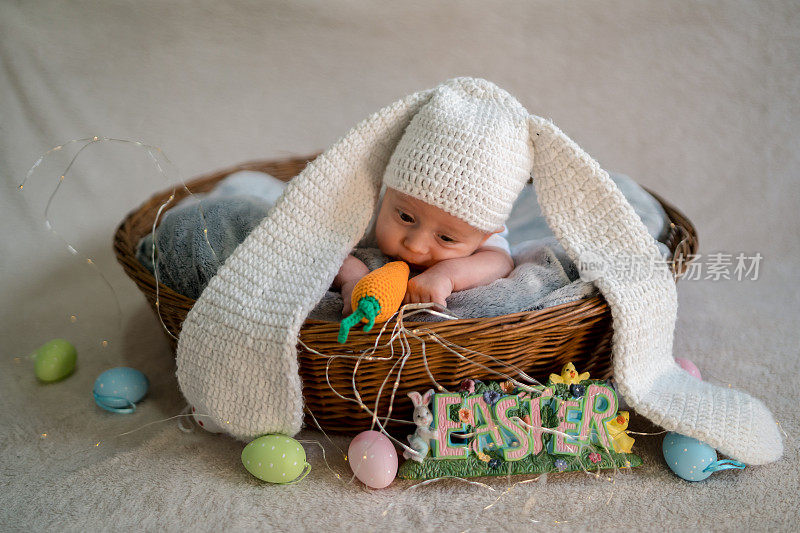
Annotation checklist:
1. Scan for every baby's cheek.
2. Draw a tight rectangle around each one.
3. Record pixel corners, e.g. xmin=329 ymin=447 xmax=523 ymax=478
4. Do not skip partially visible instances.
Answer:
xmin=434 ymin=246 xmax=475 ymax=263
xmin=374 ymin=222 xmax=395 ymax=256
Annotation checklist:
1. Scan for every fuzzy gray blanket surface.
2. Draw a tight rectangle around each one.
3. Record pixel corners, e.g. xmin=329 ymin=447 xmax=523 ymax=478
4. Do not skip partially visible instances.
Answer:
xmin=137 ymin=170 xmax=669 ymax=320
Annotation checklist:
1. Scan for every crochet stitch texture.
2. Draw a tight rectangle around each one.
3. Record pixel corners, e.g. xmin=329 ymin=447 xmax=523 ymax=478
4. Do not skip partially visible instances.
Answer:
xmin=383 ymin=80 xmax=532 ymax=233
xmin=176 ymin=77 xmax=782 ymax=465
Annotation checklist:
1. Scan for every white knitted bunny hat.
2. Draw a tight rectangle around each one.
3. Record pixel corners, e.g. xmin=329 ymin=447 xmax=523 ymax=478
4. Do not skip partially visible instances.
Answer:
xmin=382 ymin=83 xmax=532 ymax=233
xmin=176 ymin=77 xmax=783 ymax=465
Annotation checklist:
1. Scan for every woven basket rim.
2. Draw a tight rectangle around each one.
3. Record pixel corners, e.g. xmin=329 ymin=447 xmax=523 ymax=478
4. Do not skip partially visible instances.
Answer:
xmin=113 ymin=154 xmax=698 ymax=329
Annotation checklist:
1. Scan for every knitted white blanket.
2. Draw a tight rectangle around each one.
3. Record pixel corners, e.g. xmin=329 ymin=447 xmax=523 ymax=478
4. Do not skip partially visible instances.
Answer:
xmin=176 ymin=78 xmax=782 ymax=465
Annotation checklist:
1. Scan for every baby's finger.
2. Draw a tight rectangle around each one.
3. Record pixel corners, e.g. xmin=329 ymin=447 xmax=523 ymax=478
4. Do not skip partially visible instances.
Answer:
xmin=417 ymin=290 xmax=431 ymax=305
xmin=417 ymin=286 xmax=440 ymax=308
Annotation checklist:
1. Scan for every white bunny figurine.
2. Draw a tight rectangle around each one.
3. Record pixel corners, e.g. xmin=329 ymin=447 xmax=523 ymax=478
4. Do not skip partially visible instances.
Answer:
xmin=403 ymin=389 xmax=437 ymax=463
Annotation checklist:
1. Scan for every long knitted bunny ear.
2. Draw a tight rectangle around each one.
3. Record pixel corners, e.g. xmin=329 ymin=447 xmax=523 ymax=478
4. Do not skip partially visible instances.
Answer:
xmin=176 ymin=87 xmax=436 ymax=440
xmin=527 ymin=115 xmax=783 ymax=464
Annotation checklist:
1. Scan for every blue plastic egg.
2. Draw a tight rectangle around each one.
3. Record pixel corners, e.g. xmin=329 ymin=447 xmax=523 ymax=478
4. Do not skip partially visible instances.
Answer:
xmin=93 ymin=367 xmax=149 ymax=413
xmin=662 ymin=432 xmax=717 ymax=481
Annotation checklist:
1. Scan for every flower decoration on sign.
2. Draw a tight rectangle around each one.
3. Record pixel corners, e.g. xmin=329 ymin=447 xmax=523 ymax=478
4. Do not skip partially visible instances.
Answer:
xmin=483 ymin=390 xmax=501 ymax=406
xmin=588 ymin=452 xmax=602 ymax=464
xmin=554 ymin=458 xmax=568 ymax=472
xmin=569 ymin=383 xmax=586 ymax=399
xmin=476 ymin=451 xmax=491 ymax=463
xmin=500 ymin=381 xmax=515 ymax=394
xmin=459 ymin=379 xmax=476 ymax=394
xmin=458 ymin=408 xmax=473 ymax=425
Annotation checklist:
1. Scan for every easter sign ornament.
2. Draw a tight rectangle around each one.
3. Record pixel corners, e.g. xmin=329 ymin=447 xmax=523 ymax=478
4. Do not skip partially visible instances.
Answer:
xmin=397 ymin=364 xmax=642 ymax=480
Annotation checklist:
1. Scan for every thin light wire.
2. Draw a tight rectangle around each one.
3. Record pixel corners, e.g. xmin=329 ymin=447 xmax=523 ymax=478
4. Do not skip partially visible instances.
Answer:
xmin=18 ymin=136 xmax=216 ymax=343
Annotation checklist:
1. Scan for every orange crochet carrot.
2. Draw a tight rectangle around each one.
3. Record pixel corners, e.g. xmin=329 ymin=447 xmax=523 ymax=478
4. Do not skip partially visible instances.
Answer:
xmin=338 ymin=261 xmax=410 ymax=344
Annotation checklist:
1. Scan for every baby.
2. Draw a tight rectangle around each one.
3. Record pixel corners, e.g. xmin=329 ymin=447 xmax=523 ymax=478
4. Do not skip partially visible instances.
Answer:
xmin=334 ymin=187 xmax=515 ymax=315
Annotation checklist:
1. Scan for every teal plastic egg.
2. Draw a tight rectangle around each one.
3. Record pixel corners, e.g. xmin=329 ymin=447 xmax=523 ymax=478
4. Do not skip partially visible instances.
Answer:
xmin=242 ymin=435 xmax=309 ymax=484
xmin=93 ymin=367 xmax=149 ymax=413
xmin=33 ymin=339 xmax=77 ymax=382
xmin=662 ymin=432 xmax=716 ymax=481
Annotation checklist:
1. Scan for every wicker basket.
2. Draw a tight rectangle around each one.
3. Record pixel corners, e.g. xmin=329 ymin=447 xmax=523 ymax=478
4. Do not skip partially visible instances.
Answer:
xmin=114 ymin=154 xmax=698 ymax=434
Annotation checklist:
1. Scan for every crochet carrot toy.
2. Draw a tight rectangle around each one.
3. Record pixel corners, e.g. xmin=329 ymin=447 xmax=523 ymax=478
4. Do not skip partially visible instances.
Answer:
xmin=337 ymin=261 xmax=410 ymax=344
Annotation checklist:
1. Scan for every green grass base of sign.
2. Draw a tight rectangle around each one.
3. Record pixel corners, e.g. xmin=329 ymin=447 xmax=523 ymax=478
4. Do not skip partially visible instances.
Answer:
xmin=397 ymin=445 xmax=642 ymax=480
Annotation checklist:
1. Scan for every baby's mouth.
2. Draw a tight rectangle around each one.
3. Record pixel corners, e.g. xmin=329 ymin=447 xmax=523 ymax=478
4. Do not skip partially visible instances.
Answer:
xmin=396 ymin=256 xmax=428 ymax=271
xmin=408 ymin=264 xmax=427 ymax=275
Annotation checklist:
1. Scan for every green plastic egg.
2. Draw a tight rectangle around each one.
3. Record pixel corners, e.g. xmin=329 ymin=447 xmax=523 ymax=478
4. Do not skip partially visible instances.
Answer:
xmin=33 ymin=339 xmax=77 ymax=382
xmin=241 ymin=434 xmax=309 ymax=484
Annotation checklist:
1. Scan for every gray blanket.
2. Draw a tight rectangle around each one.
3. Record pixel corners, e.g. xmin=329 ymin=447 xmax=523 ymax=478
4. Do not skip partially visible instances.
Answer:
xmin=137 ymin=169 xmax=670 ymax=321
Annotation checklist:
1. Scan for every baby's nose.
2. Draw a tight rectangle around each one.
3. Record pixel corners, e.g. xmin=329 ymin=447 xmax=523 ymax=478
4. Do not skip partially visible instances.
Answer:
xmin=403 ymin=231 xmax=428 ymax=254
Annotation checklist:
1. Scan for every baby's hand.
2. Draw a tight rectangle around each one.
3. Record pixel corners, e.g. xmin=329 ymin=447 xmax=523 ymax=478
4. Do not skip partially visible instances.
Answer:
xmin=341 ymin=280 xmax=357 ymax=316
xmin=404 ymin=269 xmax=454 ymax=308
xmin=335 ymin=254 xmax=369 ymax=317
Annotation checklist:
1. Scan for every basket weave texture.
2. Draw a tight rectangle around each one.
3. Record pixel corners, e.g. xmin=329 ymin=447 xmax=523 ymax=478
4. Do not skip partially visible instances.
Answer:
xmin=114 ymin=155 xmax=698 ymax=434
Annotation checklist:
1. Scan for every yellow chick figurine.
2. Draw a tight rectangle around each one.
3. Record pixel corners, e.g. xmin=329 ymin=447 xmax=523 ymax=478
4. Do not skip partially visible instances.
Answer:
xmin=549 ymin=363 xmax=590 ymax=385
xmin=606 ymin=411 xmax=635 ymax=453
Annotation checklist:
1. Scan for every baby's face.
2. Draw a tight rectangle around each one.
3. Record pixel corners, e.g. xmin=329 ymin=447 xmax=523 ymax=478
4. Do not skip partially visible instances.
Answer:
xmin=375 ymin=188 xmax=492 ymax=269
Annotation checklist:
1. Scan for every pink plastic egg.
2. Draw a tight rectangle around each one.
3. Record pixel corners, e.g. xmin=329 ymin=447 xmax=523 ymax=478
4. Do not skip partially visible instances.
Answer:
xmin=675 ymin=357 xmax=702 ymax=380
xmin=348 ymin=430 xmax=398 ymax=489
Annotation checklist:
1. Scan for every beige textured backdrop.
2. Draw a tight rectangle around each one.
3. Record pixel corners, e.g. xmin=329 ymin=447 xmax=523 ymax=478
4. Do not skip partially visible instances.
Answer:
xmin=1 ymin=1 xmax=798 ymax=530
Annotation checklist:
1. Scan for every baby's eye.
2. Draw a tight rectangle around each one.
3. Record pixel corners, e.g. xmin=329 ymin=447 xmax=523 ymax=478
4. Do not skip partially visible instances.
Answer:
xmin=398 ymin=210 xmax=415 ymax=223
xmin=438 ymin=234 xmax=457 ymax=243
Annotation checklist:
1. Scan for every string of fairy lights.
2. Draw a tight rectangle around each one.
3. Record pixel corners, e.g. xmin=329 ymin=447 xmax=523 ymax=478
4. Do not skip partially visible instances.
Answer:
xmin=18 ymin=136 xmax=221 ymax=346
xmin=16 ymin=136 xmax=743 ymax=525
